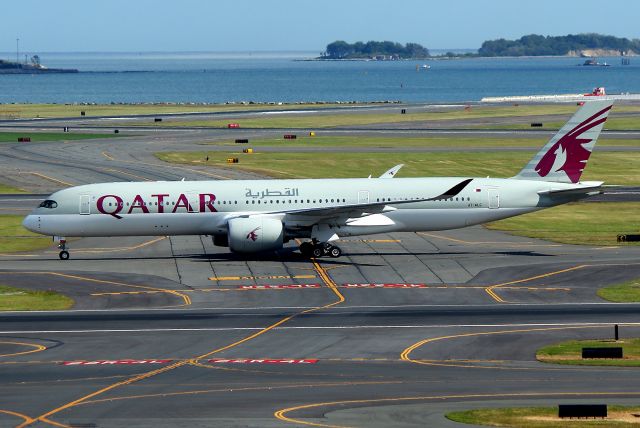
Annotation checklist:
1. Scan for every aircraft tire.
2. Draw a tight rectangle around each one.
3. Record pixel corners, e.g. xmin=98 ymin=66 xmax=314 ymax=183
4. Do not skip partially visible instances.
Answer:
xmin=312 ymin=246 xmax=324 ymax=258
xmin=329 ymin=246 xmax=341 ymax=258
xmin=59 ymin=250 xmax=70 ymax=260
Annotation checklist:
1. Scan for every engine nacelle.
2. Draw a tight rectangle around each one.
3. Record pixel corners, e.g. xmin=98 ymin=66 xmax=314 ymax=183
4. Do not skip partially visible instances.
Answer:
xmin=228 ymin=217 xmax=284 ymax=253
xmin=212 ymin=234 xmax=229 ymax=247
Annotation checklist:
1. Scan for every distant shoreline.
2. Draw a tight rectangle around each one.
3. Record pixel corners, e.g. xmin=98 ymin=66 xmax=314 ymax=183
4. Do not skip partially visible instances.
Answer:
xmin=298 ymin=53 xmax=632 ymax=62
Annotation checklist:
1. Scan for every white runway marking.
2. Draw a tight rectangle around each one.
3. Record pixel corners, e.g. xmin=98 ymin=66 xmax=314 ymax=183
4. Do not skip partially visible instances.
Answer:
xmin=2 ymin=322 xmax=639 ymax=335
xmin=1 ymin=301 xmax=638 ymax=315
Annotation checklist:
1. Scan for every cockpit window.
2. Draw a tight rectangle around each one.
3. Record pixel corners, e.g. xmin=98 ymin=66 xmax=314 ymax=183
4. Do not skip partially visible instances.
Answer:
xmin=38 ymin=200 xmax=58 ymax=209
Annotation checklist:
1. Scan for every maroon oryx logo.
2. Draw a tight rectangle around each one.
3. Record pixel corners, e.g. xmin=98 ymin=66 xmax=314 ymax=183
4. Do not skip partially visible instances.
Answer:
xmin=535 ymin=105 xmax=611 ymax=183
xmin=246 ymin=227 xmax=261 ymax=241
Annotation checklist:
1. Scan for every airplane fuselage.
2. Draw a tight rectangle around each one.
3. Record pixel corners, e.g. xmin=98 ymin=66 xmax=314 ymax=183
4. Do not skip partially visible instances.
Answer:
xmin=23 ymin=177 xmax=581 ymax=239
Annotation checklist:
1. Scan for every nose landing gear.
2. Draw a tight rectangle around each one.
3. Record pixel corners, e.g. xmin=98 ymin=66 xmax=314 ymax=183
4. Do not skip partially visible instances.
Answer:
xmin=299 ymin=241 xmax=342 ymax=258
xmin=57 ymin=238 xmax=69 ymax=260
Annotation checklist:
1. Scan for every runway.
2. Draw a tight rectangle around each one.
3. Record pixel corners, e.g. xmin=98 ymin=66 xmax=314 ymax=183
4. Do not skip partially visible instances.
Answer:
xmin=1 ymin=108 xmax=640 ymax=427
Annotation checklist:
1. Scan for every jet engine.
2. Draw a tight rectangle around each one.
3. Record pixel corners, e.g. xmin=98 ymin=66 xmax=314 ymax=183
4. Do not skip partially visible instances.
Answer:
xmin=227 ymin=217 xmax=284 ymax=253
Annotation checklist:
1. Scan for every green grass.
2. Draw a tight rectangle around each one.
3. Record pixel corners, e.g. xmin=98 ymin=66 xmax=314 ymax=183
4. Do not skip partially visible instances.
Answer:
xmin=0 ymin=103 xmax=371 ymax=119
xmin=487 ymin=202 xmax=640 ymax=246
xmin=0 ymin=132 xmax=120 ymax=143
xmin=155 ymin=151 xmax=640 ymax=184
xmin=145 ymin=104 xmax=640 ymax=129
xmin=446 ymin=406 xmax=640 ymax=427
xmin=598 ymin=279 xmax=640 ymax=302
xmin=0 ymin=285 xmax=73 ymax=311
xmin=537 ymin=338 xmax=640 ymax=367
xmin=0 ymin=183 xmax=25 ymax=194
xmin=198 ymin=135 xmax=640 ymax=148
xmin=0 ymin=215 xmax=52 ymax=253
xmin=149 ymin=105 xmax=578 ymax=128
xmin=482 ymin=116 xmax=640 ymax=131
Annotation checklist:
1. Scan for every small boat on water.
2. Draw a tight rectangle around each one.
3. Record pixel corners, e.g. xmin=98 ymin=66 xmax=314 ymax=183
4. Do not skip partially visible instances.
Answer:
xmin=580 ymin=59 xmax=610 ymax=67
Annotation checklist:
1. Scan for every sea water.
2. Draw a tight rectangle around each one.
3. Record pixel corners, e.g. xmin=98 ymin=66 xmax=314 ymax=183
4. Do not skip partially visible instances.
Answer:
xmin=0 ymin=51 xmax=638 ymax=104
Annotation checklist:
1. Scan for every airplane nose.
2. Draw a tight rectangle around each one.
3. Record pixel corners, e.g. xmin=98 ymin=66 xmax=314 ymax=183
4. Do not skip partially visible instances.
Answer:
xmin=22 ymin=215 xmax=40 ymax=233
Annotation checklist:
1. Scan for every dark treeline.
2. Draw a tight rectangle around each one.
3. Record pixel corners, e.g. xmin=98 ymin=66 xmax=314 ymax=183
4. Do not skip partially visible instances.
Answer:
xmin=479 ymin=33 xmax=640 ymax=57
xmin=322 ymin=41 xmax=430 ymax=59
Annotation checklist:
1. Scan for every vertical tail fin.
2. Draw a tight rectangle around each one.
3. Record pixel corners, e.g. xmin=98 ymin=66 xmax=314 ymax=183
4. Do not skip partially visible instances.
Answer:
xmin=514 ymin=100 xmax=613 ymax=183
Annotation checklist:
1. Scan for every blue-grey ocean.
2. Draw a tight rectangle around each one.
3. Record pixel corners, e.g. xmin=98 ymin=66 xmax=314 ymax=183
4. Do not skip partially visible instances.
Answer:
xmin=0 ymin=51 xmax=638 ymax=104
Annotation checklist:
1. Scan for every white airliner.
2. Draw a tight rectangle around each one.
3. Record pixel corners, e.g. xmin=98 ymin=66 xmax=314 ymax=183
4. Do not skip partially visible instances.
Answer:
xmin=23 ymin=101 xmax=613 ymax=260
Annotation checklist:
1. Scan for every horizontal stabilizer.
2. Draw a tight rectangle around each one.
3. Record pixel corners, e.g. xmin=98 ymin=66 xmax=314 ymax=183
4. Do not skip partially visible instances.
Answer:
xmin=537 ymin=181 xmax=604 ymax=197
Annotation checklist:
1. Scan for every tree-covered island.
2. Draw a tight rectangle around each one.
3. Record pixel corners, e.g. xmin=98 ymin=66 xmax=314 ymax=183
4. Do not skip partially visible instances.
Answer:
xmin=479 ymin=33 xmax=640 ymax=56
xmin=319 ymin=41 xmax=429 ymax=60
xmin=317 ymin=34 xmax=639 ymax=61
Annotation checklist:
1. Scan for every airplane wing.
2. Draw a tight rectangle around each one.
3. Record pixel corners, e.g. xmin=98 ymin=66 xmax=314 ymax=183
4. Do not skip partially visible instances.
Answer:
xmin=217 ymin=179 xmax=473 ymax=238
xmin=378 ymin=164 xmax=404 ymax=178
xmin=283 ymin=178 xmax=472 ymax=218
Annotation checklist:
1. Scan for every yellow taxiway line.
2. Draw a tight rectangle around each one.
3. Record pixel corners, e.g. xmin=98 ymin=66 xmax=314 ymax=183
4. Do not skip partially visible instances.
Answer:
xmin=274 ymin=391 xmax=640 ymax=428
xmin=28 ymin=172 xmax=73 ymax=187
xmin=484 ymin=264 xmax=588 ymax=303
xmin=101 ymin=151 xmax=114 ymax=161
xmin=0 ymin=271 xmax=191 ymax=308
xmin=400 ymin=325 xmax=611 ymax=369
xmin=0 ymin=341 xmax=47 ymax=359
xmin=17 ymin=252 xmax=344 ymax=427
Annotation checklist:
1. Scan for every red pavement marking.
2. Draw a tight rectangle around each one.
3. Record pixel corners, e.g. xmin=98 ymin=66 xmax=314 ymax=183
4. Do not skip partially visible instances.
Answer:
xmin=240 ymin=284 xmax=321 ymax=289
xmin=342 ymin=283 xmax=428 ymax=288
xmin=62 ymin=359 xmax=173 ymax=366
xmin=207 ymin=358 xmax=318 ymax=364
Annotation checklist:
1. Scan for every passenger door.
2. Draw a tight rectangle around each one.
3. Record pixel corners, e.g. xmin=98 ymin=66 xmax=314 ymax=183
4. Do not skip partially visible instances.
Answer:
xmin=79 ymin=195 xmax=91 ymax=215
xmin=358 ymin=190 xmax=370 ymax=204
xmin=488 ymin=189 xmax=500 ymax=209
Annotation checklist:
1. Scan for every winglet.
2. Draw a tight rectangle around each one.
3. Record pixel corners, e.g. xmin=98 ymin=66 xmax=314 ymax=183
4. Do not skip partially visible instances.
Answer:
xmin=379 ymin=164 xmax=404 ymax=179
xmin=426 ymin=178 xmax=473 ymax=201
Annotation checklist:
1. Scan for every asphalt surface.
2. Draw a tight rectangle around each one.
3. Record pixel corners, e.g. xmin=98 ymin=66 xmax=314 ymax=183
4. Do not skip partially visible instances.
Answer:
xmin=1 ymin=107 xmax=640 ymax=427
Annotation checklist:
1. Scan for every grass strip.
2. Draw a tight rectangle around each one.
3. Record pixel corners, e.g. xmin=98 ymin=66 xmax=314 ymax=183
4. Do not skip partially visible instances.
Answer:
xmin=0 ymin=132 xmax=120 ymax=143
xmin=155 ymin=150 xmax=640 ymax=185
xmin=0 ymin=103 xmax=371 ymax=119
xmin=486 ymin=202 xmax=640 ymax=246
xmin=0 ymin=215 xmax=51 ymax=253
xmin=198 ymin=136 xmax=640 ymax=148
xmin=447 ymin=406 xmax=640 ymax=427
xmin=0 ymin=285 xmax=73 ymax=311
xmin=0 ymin=183 xmax=25 ymax=194
xmin=537 ymin=338 xmax=640 ymax=367
xmin=598 ymin=279 xmax=640 ymax=302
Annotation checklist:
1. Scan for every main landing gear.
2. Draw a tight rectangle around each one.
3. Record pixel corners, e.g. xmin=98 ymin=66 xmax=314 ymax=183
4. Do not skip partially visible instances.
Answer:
xmin=58 ymin=239 xmax=69 ymax=260
xmin=299 ymin=241 xmax=342 ymax=258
